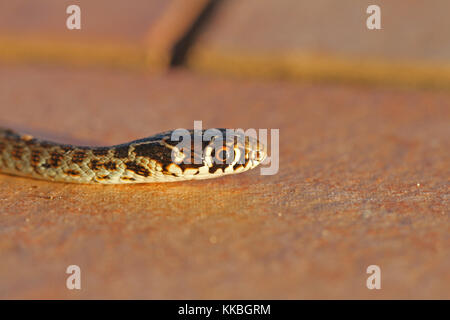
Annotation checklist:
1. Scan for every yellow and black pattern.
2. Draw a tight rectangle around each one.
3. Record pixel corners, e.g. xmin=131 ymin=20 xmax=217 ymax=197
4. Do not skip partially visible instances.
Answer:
xmin=0 ymin=128 xmax=266 ymax=184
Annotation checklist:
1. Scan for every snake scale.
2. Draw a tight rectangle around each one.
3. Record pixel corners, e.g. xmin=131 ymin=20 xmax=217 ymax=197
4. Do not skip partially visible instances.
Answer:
xmin=0 ymin=127 xmax=266 ymax=184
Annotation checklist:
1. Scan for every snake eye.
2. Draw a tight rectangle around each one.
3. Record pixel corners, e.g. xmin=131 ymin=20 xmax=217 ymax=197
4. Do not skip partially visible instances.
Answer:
xmin=214 ymin=146 xmax=233 ymax=163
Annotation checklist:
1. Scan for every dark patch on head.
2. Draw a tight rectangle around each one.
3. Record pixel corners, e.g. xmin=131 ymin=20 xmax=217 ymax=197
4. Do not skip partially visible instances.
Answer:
xmin=114 ymin=145 xmax=129 ymax=158
xmin=134 ymin=143 xmax=205 ymax=171
xmin=92 ymin=148 xmax=109 ymax=156
xmin=133 ymin=143 xmax=168 ymax=159
xmin=72 ymin=151 xmax=87 ymax=164
xmin=124 ymin=161 xmax=150 ymax=177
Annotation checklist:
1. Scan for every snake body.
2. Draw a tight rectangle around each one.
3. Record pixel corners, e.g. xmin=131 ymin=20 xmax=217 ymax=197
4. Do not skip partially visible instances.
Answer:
xmin=0 ymin=127 xmax=266 ymax=184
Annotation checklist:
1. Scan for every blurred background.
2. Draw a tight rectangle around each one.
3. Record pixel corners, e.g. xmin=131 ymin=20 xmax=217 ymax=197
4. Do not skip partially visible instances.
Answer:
xmin=1 ymin=0 xmax=449 ymax=87
xmin=0 ymin=0 xmax=448 ymax=299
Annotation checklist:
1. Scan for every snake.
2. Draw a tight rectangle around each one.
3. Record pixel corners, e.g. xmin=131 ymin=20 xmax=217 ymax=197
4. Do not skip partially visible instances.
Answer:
xmin=0 ymin=127 xmax=266 ymax=184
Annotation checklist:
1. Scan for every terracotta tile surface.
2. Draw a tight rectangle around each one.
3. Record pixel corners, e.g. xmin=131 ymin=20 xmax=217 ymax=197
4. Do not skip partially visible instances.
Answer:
xmin=187 ymin=0 xmax=450 ymax=88
xmin=0 ymin=65 xmax=448 ymax=299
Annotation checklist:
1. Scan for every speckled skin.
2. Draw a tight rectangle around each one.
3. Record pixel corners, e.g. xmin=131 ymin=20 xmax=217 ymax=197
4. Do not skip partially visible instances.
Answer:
xmin=0 ymin=128 xmax=266 ymax=184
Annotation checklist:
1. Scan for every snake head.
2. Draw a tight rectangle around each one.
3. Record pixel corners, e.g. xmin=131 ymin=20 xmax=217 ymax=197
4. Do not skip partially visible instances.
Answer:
xmin=202 ymin=129 xmax=267 ymax=174
xmin=160 ymin=128 xmax=267 ymax=179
